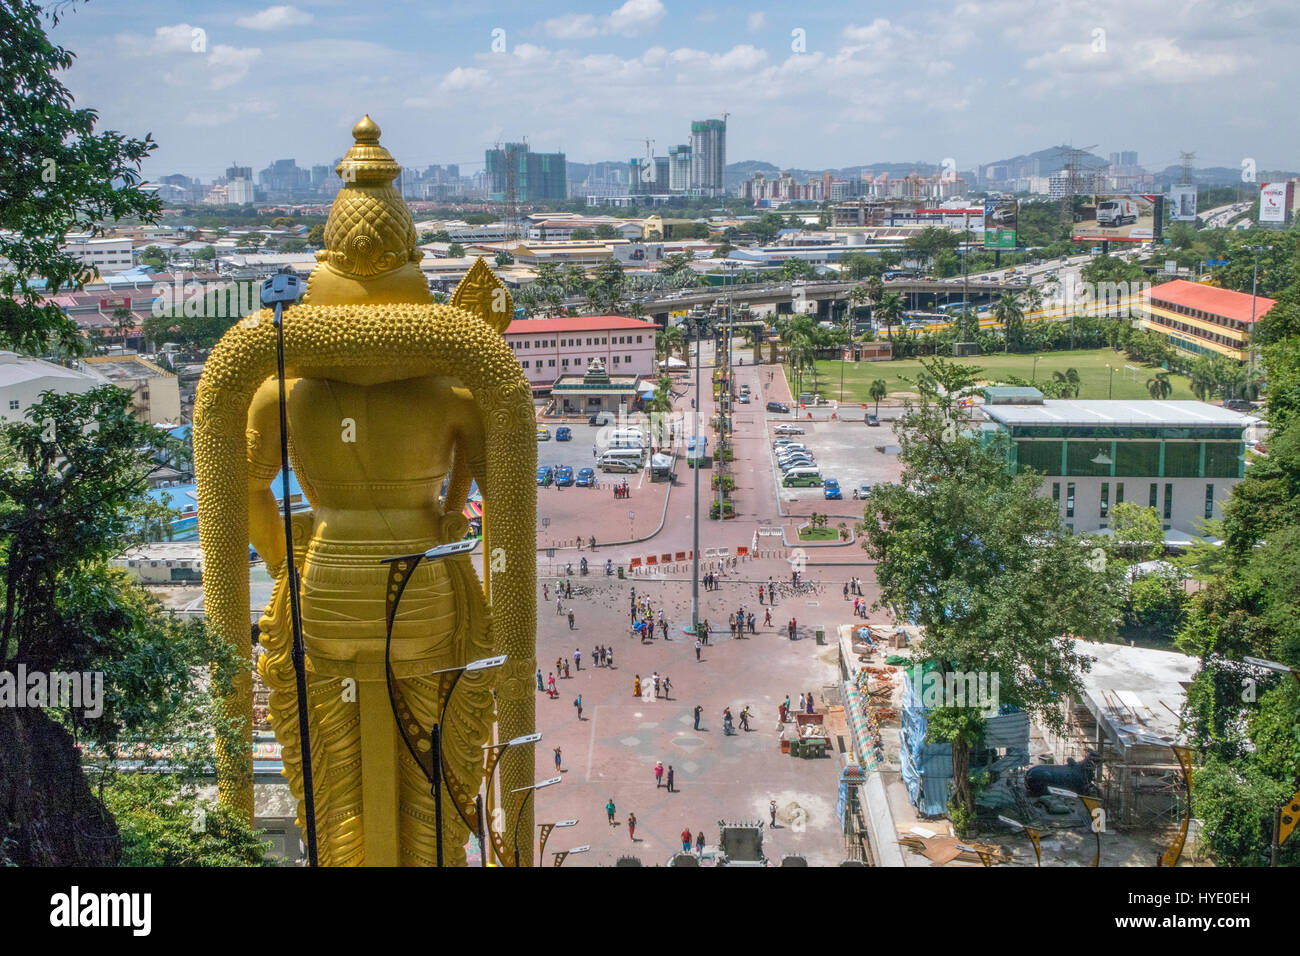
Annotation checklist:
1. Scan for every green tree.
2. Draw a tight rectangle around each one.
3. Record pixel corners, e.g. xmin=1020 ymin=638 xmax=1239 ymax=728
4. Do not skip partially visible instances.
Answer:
xmin=875 ymin=291 xmax=905 ymax=341
xmin=1110 ymin=502 xmax=1164 ymax=561
xmin=447 ymin=242 xmax=465 ymax=257
xmin=0 ymin=0 xmax=160 ymax=356
xmin=869 ymin=378 xmax=887 ymax=415
xmin=1146 ymin=371 xmax=1173 ymax=400
xmin=306 ymin=224 xmax=326 ymax=247
xmin=861 ymin=357 xmax=1121 ymax=828
xmin=992 ymin=291 xmax=1024 ymax=353
xmin=140 ymin=245 xmax=169 ymax=271
xmin=593 ymin=224 xmax=618 ymax=239
xmin=495 ymin=250 xmax=515 ymax=266
xmin=1052 ymin=367 xmax=1081 ymax=397
xmin=279 ymin=237 xmax=307 ymax=253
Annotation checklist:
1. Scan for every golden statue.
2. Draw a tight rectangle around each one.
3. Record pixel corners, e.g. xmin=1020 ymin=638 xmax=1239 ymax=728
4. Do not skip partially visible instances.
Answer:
xmin=194 ymin=116 xmax=537 ymax=865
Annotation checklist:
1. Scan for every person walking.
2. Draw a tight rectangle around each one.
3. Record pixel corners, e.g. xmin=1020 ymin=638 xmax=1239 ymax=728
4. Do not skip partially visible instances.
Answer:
xmin=563 ymin=659 xmax=570 ymax=678
xmin=660 ymin=618 xmax=669 ymax=641
xmin=769 ymin=799 xmax=778 ymax=828
xmin=693 ymin=704 xmax=702 ymax=731
xmin=695 ymin=830 xmax=705 ymax=859
xmin=556 ymin=595 xmax=563 ymax=615
xmin=758 ymin=584 xmax=764 ymax=605
xmin=606 ymin=798 xmax=617 ymax=825
xmin=543 ymin=584 xmax=549 ymax=602
xmin=554 ymin=746 xmax=562 ymax=772
xmin=654 ymin=761 xmax=664 ymax=788
xmin=536 ymin=669 xmax=544 ymax=691
xmin=806 ymin=691 xmax=815 ymax=714
xmin=627 ymin=812 xmax=637 ymax=841
xmin=764 ymin=607 xmax=772 ymax=628
xmin=797 ymin=692 xmax=805 ymax=715
xmin=702 ymin=620 xmax=711 ymax=646
xmin=606 ymin=646 xmax=614 ymax=668
xmin=748 ymin=612 xmax=756 ymax=635
xmin=695 ymin=638 xmax=702 ymax=662
xmin=666 ymin=765 xmax=675 ymax=793
xmin=574 ymin=694 xmax=583 ymax=720
xmin=739 ymin=706 xmax=751 ymax=732
xmin=593 ymin=645 xmax=601 ymax=668
xmin=574 ymin=647 xmax=581 ymax=670
xmin=633 ymin=675 xmax=641 ymax=698
xmin=546 ymin=673 xmax=556 ymax=697
xmin=568 ymin=609 xmax=575 ymax=630
xmin=651 ymin=672 xmax=660 ymax=697
xmin=661 ymin=675 xmax=671 ymax=700
xmin=681 ymin=827 xmax=693 ymax=853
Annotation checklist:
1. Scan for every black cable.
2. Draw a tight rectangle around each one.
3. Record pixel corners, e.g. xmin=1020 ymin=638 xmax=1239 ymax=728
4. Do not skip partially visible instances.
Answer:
xmin=273 ymin=303 xmax=319 ymax=867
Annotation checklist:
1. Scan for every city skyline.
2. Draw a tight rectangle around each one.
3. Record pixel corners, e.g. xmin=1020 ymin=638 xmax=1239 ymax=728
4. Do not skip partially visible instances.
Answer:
xmin=52 ymin=0 xmax=1299 ymax=183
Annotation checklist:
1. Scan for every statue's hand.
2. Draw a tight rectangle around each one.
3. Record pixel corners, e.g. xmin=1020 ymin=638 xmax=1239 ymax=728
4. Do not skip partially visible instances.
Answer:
xmin=440 ymin=512 xmax=469 ymax=543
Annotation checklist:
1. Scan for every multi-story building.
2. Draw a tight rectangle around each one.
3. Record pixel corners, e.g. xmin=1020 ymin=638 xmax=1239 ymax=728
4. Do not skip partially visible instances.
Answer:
xmin=668 ymin=145 xmax=692 ymax=192
xmin=504 ymin=315 xmax=657 ymax=392
xmin=981 ymin=388 xmax=1256 ymax=539
xmin=60 ymin=235 xmax=135 ymax=274
xmin=690 ymin=119 xmax=726 ymax=196
xmin=227 ymin=179 xmax=256 ymax=204
xmin=82 ymin=355 xmax=182 ymax=425
xmin=225 ymin=164 xmax=253 ymax=182
xmin=485 ymin=143 xmax=568 ymax=201
xmin=629 ymin=156 xmax=670 ymax=195
xmin=1140 ymin=279 xmax=1275 ymax=362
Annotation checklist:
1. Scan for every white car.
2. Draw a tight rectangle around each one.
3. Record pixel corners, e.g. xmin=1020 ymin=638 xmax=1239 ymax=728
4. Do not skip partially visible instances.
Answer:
xmin=774 ymin=424 xmax=804 ymax=436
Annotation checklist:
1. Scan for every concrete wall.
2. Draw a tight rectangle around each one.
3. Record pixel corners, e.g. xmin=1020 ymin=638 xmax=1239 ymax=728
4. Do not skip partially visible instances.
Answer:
xmin=1039 ymin=474 xmax=1236 ymax=534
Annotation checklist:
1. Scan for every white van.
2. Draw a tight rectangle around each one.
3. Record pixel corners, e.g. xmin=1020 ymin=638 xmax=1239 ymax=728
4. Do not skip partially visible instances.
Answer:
xmin=600 ymin=448 xmax=644 ymax=472
xmin=607 ymin=428 xmax=646 ymax=450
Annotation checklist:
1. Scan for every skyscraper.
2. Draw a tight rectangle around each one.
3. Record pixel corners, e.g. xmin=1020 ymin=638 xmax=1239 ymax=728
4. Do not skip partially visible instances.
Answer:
xmin=690 ymin=119 xmax=726 ymax=196
xmin=485 ymin=143 xmax=568 ymax=201
xmin=668 ymin=144 xmax=692 ymax=192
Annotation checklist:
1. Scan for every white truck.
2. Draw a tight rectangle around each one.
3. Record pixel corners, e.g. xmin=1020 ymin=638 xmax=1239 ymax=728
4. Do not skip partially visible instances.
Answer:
xmin=1097 ymin=198 xmax=1138 ymax=228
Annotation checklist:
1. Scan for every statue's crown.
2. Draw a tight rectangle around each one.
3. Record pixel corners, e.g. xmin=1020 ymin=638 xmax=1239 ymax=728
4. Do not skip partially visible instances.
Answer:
xmin=306 ymin=115 xmax=426 ymax=301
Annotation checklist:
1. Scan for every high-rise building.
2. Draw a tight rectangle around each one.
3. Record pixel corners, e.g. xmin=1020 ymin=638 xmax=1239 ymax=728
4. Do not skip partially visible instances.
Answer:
xmin=227 ymin=179 xmax=255 ymax=205
xmin=485 ymin=143 xmax=568 ymax=201
xmin=690 ymin=119 xmax=726 ymax=196
xmin=225 ymin=164 xmax=252 ymax=182
xmin=668 ymin=144 xmax=692 ymax=192
xmin=1108 ymin=151 xmax=1139 ymax=168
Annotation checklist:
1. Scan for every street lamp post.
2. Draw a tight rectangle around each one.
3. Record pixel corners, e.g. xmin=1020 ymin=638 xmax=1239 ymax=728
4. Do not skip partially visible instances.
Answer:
xmin=1049 ymin=786 xmax=1102 ymax=867
xmin=380 ymin=537 xmax=503 ymax=867
xmin=1247 ymin=245 xmax=1271 ymax=381
xmin=480 ymin=732 xmax=542 ymax=866
xmin=424 ymin=654 xmax=506 ymax=867
xmin=511 ymin=776 xmax=562 ymax=867
xmin=680 ymin=312 xmax=713 ymax=641
xmin=552 ymin=844 xmax=591 ymax=867
xmin=537 ymin=818 xmax=578 ymax=859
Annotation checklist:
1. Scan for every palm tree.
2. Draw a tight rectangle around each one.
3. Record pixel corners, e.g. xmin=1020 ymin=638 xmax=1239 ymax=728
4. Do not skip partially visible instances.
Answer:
xmin=869 ymin=378 xmax=887 ymax=415
xmin=659 ymin=324 xmax=684 ymax=363
xmin=1146 ymin=372 xmax=1173 ymax=400
xmin=875 ymin=292 xmax=905 ymax=341
xmin=992 ymin=292 xmax=1024 ymax=353
xmin=1052 ymin=367 xmax=1081 ymax=398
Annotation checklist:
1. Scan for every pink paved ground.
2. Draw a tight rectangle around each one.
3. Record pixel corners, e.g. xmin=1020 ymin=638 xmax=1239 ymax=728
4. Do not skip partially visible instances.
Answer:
xmin=519 ymin=357 xmax=887 ymax=866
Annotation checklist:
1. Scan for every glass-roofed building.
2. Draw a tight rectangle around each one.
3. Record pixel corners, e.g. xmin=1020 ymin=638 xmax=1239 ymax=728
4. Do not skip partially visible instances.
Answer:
xmin=980 ymin=387 xmax=1258 ymax=540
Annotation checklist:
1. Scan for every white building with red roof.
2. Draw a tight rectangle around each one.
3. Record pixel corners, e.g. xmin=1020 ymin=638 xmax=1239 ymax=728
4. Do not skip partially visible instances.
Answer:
xmin=503 ymin=315 xmax=657 ymax=391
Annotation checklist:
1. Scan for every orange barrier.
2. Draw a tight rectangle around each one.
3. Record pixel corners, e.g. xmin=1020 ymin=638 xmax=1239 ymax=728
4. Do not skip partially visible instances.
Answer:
xmin=629 ymin=557 xmax=642 ymax=568
xmin=660 ymin=554 xmax=672 ymax=564
xmin=675 ymin=551 xmax=687 ymax=561
xmin=646 ymin=555 xmax=658 ymax=566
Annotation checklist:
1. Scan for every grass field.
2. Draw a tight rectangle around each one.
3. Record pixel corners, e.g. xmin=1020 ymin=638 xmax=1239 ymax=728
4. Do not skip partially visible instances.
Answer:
xmin=797 ymin=527 xmax=839 ymax=541
xmin=793 ymin=349 xmax=1197 ymax=404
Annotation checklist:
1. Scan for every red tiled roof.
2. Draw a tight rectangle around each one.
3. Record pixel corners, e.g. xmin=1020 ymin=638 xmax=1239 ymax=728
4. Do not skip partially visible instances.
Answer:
xmin=1147 ymin=279 xmax=1276 ymax=324
xmin=504 ymin=316 xmax=656 ymax=335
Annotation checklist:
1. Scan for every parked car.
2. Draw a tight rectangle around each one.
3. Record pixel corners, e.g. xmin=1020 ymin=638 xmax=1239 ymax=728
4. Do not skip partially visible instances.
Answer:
xmin=588 ymin=412 xmax=615 ymax=426
xmin=823 ymin=478 xmax=843 ymax=500
xmin=555 ymin=465 xmax=574 ymax=486
xmin=536 ymin=425 xmax=551 ymax=441
xmin=536 ymin=465 xmax=554 ymax=486
xmin=866 ymin=413 xmax=880 ymax=426
xmin=774 ymin=424 xmax=804 ymax=436
xmin=766 ymin=401 xmax=790 ymax=413
xmin=575 ymin=466 xmax=596 ymax=487
xmin=853 ymin=482 xmax=872 ymax=499
xmin=782 ymin=468 xmax=822 ymax=487
xmin=555 ymin=426 xmax=572 ymax=441
xmin=779 ymin=457 xmax=817 ymax=473
xmin=738 ymin=393 xmax=750 ymax=403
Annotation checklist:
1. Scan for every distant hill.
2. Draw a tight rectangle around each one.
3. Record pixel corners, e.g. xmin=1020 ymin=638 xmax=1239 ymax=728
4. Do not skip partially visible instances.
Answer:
xmin=1152 ymin=165 xmax=1300 ymax=187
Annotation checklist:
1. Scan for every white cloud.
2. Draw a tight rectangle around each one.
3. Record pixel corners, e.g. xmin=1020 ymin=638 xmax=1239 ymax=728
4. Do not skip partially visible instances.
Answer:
xmin=747 ymin=12 xmax=766 ymax=31
xmin=543 ymin=0 xmax=665 ymax=39
xmin=235 ymin=5 xmax=314 ymax=30
xmin=152 ymin=24 xmax=199 ymax=53
xmin=207 ymin=45 xmax=263 ymax=89
xmin=440 ymin=66 xmax=490 ymax=92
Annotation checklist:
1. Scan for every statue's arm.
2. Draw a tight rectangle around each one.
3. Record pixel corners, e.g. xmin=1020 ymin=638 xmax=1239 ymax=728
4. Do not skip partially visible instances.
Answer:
xmin=247 ymin=379 xmax=287 ymax=573
xmin=453 ymin=387 xmax=489 ymax=496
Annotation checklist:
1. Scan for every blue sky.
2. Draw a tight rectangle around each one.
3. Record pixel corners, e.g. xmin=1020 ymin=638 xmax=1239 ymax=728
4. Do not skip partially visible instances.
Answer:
xmin=50 ymin=0 xmax=1299 ymax=181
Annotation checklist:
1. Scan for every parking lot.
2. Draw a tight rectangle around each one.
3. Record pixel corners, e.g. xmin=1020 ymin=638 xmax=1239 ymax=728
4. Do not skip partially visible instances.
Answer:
xmin=763 ymin=414 xmax=905 ymax=508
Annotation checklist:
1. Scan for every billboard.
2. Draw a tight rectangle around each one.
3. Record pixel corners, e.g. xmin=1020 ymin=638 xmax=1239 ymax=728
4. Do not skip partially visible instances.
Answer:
xmin=1071 ymin=194 xmax=1163 ymax=242
xmin=1169 ymin=185 xmax=1198 ymax=222
xmin=1259 ymin=182 xmax=1289 ymax=223
xmin=983 ymin=198 xmax=1018 ymax=248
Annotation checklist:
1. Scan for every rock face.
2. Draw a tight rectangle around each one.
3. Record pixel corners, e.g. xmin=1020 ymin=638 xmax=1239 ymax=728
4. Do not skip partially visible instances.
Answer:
xmin=0 ymin=708 xmax=120 ymax=866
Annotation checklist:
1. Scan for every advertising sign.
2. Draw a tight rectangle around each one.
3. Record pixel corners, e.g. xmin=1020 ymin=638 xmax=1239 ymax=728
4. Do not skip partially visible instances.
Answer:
xmin=1168 ymin=185 xmax=1198 ymax=221
xmin=983 ymin=198 xmax=1018 ymax=248
xmin=1259 ymin=182 xmax=1288 ymax=223
xmin=1071 ymin=194 xmax=1163 ymax=242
